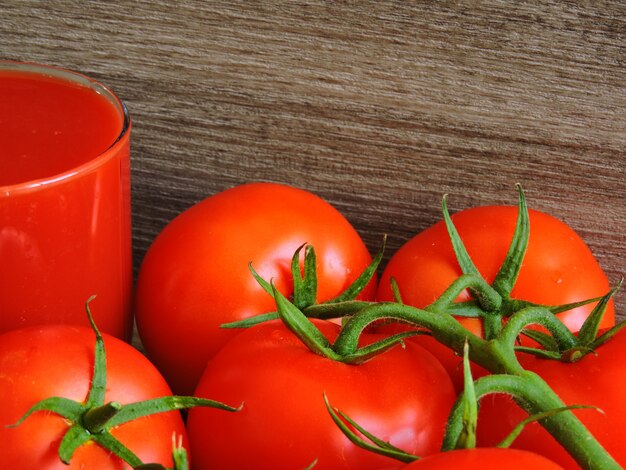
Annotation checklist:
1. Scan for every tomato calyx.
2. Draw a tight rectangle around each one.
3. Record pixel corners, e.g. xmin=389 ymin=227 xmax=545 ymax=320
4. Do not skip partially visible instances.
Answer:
xmin=271 ymin=282 xmax=419 ymax=363
xmin=516 ymin=279 xmax=624 ymax=363
xmin=436 ymin=184 xmax=607 ymax=340
xmin=249 ymin=243 xmax=378 ymax=324
xmin=227 ymin=237 xmax=423 ymax=363
xmin=222 ymin=237 xmax=385 ymax=330
xmin=7 ymin=297 xmax=240 ymax=468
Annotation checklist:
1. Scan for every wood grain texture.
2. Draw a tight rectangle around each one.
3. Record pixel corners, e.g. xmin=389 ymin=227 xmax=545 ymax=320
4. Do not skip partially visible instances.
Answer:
xmin=1 ymin=1 xmax=624 ymax=320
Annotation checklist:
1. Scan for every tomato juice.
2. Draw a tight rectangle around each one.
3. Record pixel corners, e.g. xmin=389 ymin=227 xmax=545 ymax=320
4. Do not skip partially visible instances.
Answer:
xmin=0 ymin=62 xmax=132 ymax=339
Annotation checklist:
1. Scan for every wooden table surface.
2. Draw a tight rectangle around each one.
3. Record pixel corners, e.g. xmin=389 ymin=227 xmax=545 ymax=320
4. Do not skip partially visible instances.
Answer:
xmin=2 ymin=1 xmax=624 ymax=320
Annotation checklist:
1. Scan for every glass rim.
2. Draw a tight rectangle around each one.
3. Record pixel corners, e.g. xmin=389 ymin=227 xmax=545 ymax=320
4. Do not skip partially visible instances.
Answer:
xmin=0 ymin=60 xmax=131 ymax=196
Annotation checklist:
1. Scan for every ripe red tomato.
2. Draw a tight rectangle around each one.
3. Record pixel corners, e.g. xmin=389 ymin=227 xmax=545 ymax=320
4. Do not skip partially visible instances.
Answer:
xmin=476 ymin=327 xmax=626 ymax=469
xmin=0 ymin=324 xmax=188 ymax=469
xmin=376 ymin=205 xmax=614 ymax=383
xmin=136 ymin=182 xmax=376 ymax=395
xmin=403 ymin=448 xmax=564 ymax=469
xmin=187 ymin=320 xmax=456 ymax=470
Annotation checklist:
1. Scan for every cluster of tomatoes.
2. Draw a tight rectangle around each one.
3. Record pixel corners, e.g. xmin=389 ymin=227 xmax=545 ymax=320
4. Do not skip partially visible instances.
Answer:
xmin=0 ymin=182 xmax=622 ymax=469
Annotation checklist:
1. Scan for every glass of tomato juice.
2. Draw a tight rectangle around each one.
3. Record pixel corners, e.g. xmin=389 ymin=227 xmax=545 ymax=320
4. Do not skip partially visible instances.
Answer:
xmin=0 ymin=61 xmax=132 ymax=340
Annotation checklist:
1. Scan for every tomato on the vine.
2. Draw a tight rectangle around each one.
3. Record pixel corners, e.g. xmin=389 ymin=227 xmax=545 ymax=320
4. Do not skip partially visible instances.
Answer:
xmin=136 ymin=182 xmax=376 ymax=395
xmin=476 ymin=327 xmax=626 ymax=469
xmin=187 ymin=319 xmax=456 ymax=470
xmin=375 ymin=205 xmax=613 ymax=383
xmin=0 ymin=324 xmax=188 ymax=469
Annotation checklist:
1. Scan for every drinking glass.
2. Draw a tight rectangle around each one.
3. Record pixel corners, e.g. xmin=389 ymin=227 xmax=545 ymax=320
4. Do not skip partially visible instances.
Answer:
xmin=0 ymin=61 xmax=132 ymax=340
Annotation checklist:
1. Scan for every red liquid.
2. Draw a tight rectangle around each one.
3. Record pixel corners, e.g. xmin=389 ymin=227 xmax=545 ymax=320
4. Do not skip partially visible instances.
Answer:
xmin=0 ymin=70 xmax=123 ymax=186
xmin=0 ymin=65 xmax=132 ymax=340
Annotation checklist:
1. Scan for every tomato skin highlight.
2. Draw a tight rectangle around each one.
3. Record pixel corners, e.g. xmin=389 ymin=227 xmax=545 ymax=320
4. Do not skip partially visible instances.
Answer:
xmin=136 ymin=182 xmax=376 ymax=395
xmin=375 ymin=205 xmax=614 ymax=385
xmin=476 ymin=328 xmax=626 ymax=469
xmin=403 ymin=448 xmax=564 ymax=469
xmin=187 ymin=320 xmax=456 ymax=470
xmin=0 ymin=325 xmax=188 ymax=470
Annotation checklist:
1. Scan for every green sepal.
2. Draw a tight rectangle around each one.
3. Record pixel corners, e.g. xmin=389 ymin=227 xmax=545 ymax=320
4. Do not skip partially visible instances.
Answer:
xmin=323 ymin=394 xmax=418 ymax=463
xmin=221 ymin=301 xmax=374 ymax=329
xmin=7 ymin=396 xmax=84 ymax=427
xmin=248 ymin=262 xmax=273 ymax=297
xmin=491 ymin=184 xmax=529 ymax=298
xmin=273 ymin=283 xmax=340 ymax=360
xmin=577 ymin=280 xmax=621 ymax=346
xmin=442 ymin=199 xmax=502 ymax=320
xmin=589 ymin=321 xmax=626 ymax=350
xmin=500 ymin=294 xmax=610 ymax=319
xmin=93 ymin=431 xmax=144 ymax=467
xmin=497 ymin=405 xmax=600 ymax=448
xmin=292 ymin=244 xmax=318 ymax=309
xmin=389 ymin=277 xmax=403 ymax=304
xmin=547 ymin=295 xmax=608 ymax=315
xmin=328 ymin=235 xmax=385 ymax=304
xmin=107 ymin=396 xmax=241 ymax=428
xmin=339 ymin=331 xmax=419 ymax=364
xmin=58 ymin=425 xmax=92 ymax=464
xmin=456 ymin=341 xmax=477 ymax=450
xmin=221 ymin=311 xmax=280 ymax=329
xmin=441 ymin=196 xmax=502 ymax=318
xmin=513 ymin=346 xmax=561 ymax=360
xmin=442 ymin=194 xmax=481 ymax=278
xmin=442 ymin=301 xmax=484 ymax=317
xmin=519 ymin=329 xmax=560 ymax=352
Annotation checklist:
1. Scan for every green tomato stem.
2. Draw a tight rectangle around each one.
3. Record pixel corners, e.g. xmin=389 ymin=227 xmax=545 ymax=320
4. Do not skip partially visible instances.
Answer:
xmin=427 ymin=273 xmax=502 ymax=315
xmin=498 ymin=306 xmax=579 ymax=352
xmin=444 ymin=373 xmax=619 ymax=469
xmin=334 ymin=301 xmax=619 ymax=470
xmin=82 ymin=401 xmax=122 ymax=434
xmin=334 ymin=302 xmax=493 ymax=370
